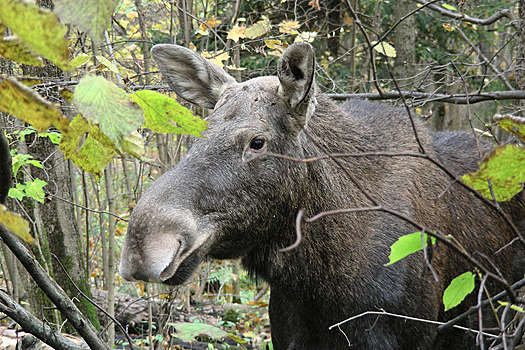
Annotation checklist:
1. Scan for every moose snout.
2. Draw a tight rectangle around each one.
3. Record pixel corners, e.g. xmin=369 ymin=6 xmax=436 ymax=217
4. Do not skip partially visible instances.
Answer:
xmin=119 ymin=204 xmax=206 ymax=284
xmin=119 ymin=232 xmax=182 ymax=283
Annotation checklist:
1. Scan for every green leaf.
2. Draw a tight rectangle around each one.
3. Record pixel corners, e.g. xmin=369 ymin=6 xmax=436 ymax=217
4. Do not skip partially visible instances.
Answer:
xmin=227 ymin=333 xmax=247 ymax=344
xmin=73 ymin=75 xmax=144 ymax=150
xmin=95 ymin=55 xmax=119 ymax=74
xmin=0 ymin=204 xmax=33 ymax=244
xmin=131 ymin=90 xmax=208 ymax=137
xmin=9 ymin=179 xmax=47 ymax=203
xmin=0 ymin=78 xmax=71 ymax=133
xmin=386 ymin=231 xmax=436 ymax=266
xmin=70 ymin=53 xmax=91 ymax=68
xmin=169 ymin=323 xmax=228 ymax=342
xmin=54 ymin=0 xmax=121 ymax=45
xmin=0 ymin=0 xmax=71 ymax=71
xmin=371 ymin=41 xmax=397 ymax=58
xmin=497 ymin=301 xmax=525 ymax=313
xmin=443 ymin=272 xmax=475 ymax=311
xmin=121 ymin=131 xmax=145 ymax=159
xmin=462 ymin=146 xmax=525 ymax=202
xmin=8 ymin=187 xmax=25 ymax=201
xmin=0 ymin=35 xmax=44 ymax=66
xmin=245 ymin=16 xmax=270 ymax=39
xmin=59 ymin=115 xmax=115 ymax=180
xmin=494 ymin=114 xmax=525 ymax=143
xmin=442 ymin=3 xmax=457 ymax=11
xmin=11 ymin=153 xmax=33 ymax=177
xmin=39 ymin=131 xmax=62 ymax=144
xmin=23 ymin=178 xmax=47 ymax=203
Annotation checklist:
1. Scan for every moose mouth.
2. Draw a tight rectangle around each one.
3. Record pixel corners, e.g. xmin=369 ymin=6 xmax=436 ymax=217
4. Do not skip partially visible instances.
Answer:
xmin=160 ymin=250 xmax=203 ymax=285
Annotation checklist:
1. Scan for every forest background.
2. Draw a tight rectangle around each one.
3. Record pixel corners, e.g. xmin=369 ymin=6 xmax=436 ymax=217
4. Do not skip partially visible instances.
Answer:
xmin=0 ymin=0 xmax=525 ymax=349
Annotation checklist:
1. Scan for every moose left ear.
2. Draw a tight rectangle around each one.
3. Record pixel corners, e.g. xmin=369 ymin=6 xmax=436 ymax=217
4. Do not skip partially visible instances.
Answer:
xmin=277 ymin=42 xmax=317 ymax=130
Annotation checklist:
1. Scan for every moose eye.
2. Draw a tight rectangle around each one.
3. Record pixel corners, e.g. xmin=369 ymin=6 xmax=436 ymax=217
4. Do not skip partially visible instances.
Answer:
xmin=249 ymin=138 xmax=266 ymax=150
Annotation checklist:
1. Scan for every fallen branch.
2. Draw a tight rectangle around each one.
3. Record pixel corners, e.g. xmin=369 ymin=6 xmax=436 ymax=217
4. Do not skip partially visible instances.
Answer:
xmin=0 ymin=225 xmax=109 ymax=350
xmin=0 ymin=290 xmax=85 ymax=350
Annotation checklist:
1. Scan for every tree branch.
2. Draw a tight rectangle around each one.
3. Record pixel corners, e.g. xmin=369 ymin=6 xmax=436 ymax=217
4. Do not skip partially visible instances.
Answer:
xmin=329 ymin=90 xmax=525 ymax=104
xmin=414 ymin=0 xmax=519 ymax=30
xmin=0 ymin=225 xmax=110 ymax=350
xmin=0 ymin=290 xmax=85 ymax=350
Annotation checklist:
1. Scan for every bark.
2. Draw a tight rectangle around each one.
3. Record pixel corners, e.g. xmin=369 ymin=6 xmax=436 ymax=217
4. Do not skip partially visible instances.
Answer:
xmin=103 ymin=165 xmax=116 ymax=347
xmin=516 ymin=0 xmax=525 ymax=116
xmin=30 ymin=138 xmax=100 ymax=331
xmin=392 ymin=0 xmax=416 ymax=89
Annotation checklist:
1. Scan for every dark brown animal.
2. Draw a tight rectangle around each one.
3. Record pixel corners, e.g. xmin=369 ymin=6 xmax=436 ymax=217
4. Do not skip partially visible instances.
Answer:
xmin=119 ymin=42 xmax=524 ymax=349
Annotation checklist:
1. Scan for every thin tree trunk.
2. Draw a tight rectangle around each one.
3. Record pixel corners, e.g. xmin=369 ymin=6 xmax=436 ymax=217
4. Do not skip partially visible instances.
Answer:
xmin=393 ymin=0 xmax=416 ymax=89
xmin=104 ymin=164 xmax=116 ymax=347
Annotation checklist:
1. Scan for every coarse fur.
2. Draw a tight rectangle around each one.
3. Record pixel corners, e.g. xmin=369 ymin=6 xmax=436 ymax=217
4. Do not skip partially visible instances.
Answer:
xmin=120 ymin=43 xmax=525 ymax=349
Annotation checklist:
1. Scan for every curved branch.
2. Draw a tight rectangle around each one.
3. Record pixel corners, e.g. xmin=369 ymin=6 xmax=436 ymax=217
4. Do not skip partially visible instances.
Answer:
xmin=414 ymin=0 xmax=518 ymax=30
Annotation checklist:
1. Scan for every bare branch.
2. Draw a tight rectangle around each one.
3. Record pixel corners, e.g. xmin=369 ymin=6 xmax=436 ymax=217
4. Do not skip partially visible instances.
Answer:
xmin=0 ymin=290 xmax=85 ymax=350
xmin=0 ymin=225 xmax=109 ymax=350
xmin=329 ymin=90 xmax=525 ymax=104
xmin=329 ymin=309 xmax=499 ymax=338
xmin=414 ymin=0 xmax=518 ymax=30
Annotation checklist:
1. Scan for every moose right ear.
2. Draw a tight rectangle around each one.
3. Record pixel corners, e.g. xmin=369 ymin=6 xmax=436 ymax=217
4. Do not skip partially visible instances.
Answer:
xmin=151 ymin=44 xmax=236 ymax=109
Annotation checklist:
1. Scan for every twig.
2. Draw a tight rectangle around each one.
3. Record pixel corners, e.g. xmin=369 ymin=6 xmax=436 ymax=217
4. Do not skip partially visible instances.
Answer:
xmin=438 ymin=276 xmax=525 ymax=332
xmin=414 ymin=0 xmax=518 ymax=30
xmin=50 ymin=253 xmax=136 ymax=349
xmin=280 ymin=209 xmax=304 ymax=252
xmin=328 ymin=310 xmax=499 ymax=338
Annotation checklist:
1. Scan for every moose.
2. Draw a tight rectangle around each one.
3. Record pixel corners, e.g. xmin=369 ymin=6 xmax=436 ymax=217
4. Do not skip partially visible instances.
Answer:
xmin=119 ymin=42 xmax=524 ymax=349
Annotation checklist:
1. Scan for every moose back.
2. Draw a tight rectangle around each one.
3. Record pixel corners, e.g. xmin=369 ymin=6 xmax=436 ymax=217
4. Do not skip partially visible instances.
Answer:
xmin=119 ymin=42 xmax=524 ymax=349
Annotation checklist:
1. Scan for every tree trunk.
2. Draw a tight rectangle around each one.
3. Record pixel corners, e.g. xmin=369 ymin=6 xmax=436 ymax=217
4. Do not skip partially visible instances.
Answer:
xmin=393 ymin=0 xmax=416 ymax=89
xmin=516 ymin=0 xmax=525 ymax=116
xmin=30 ymin=138 xmax=100 ymax=331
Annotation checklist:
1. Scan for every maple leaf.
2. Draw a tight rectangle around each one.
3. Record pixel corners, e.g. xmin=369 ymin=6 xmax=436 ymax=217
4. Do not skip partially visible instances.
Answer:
xmin=227 ymin=24 xmax=246 ymax=42
xmin=206 ymin=16 xmax=221 ymax=28
xmin=308 ymin=0 xmax=320 ymax=10
xmin=279 ymin=20 xmax=300 ymax=34
xmin=201 ymin=50 xmax=230 ymax=67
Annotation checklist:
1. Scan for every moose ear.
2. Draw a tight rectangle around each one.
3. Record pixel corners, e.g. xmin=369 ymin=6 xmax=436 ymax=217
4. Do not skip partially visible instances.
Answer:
xmin=151 ymin=44 xmax=236 ymax=109
xmin=277 ymin=42 xmax=317 ymax=129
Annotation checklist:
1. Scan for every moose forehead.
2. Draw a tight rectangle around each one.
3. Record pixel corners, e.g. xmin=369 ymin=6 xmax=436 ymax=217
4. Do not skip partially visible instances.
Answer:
xmin=211 ymin=76 xmax=282 ymax=121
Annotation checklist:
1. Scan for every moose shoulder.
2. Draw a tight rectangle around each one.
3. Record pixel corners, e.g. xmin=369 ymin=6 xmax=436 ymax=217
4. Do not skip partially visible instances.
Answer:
xmin=119 ymin=43 xmax=524 ymax=349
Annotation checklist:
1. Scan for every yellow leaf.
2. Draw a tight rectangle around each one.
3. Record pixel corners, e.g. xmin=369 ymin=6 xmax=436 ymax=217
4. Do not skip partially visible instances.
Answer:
xmin=206 ymin=16 xmax=221 ymax=28
xmin=371 ymin=41 xmax=397 ymax=58
xmin=343 ymin=12 xmax=353 ymax=26
xmin=0 ymin=78 xmax=70 ymax=132
xmin=196 ymin=23 xmax=209 ymax=36
xmin=0 ymin=204 xmax=33 ymax=244
xmin=227 ymin=24 xmax=246 ymax=42
xmin=226 ymin=65 xmax=246 ymax=71
xmin=278 ymin=20 xmax=300 ymax=34
xmin=294 ymin=31 xmax=317 ymax=43
xmin=443 ymin=23 xmax=455 ymax=31
xmin=308 ymin=0 xmax=320 ymax=10
xmin=0 ymin=0 xmax=71 ymax=71
xmin=265 ymin=39 xmax=286 ymax=51
xmin=245 ymin=16 xmax=270 ymax=39
xmin=201 ymin=50 xmax=230 ymax=67
xmin=96 ymin=55 xmax=119 ymax=74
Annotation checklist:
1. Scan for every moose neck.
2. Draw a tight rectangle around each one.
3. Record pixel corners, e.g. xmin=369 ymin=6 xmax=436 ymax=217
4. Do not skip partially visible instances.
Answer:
xmin=241 ymin=96 xmax=381 ymax=299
